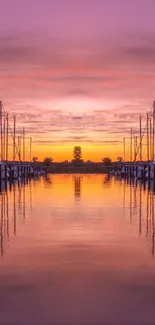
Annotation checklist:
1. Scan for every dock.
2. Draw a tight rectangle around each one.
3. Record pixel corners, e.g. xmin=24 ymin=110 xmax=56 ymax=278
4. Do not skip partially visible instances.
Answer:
xmin=0 ymin=101 xmax=45 ymax=189
xmin=111 ymin=101 xmax=155 ymax=187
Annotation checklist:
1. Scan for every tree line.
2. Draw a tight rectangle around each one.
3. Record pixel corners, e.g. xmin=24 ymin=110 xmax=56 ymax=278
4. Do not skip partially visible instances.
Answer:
xmin=32 ymin=146 xmax=123 ymax=166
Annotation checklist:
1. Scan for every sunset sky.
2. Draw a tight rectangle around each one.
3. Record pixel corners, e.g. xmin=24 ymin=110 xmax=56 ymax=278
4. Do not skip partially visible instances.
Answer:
xmin=1 ymin=0 xmax=155 ymax=161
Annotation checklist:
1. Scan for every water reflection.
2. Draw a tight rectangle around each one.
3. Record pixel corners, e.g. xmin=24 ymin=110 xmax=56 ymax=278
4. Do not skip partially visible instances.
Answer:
xmin=0 ymin=179 xmax=33 ymax=257
xmin=1 ymin=174 xmax=155 ymax=324
xmin=73 ymin=175 xmax=82 ymax=201
xmin=102 ymin=174 xmax=112 ymax=185
xmin=123 ymin=179 xmax=155 ymax=257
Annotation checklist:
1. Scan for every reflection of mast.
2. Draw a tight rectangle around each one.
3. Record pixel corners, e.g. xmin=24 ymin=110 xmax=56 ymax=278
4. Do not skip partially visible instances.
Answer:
xmin=13 ymin=184 xmax=16 ymax=236
xmin=139 ymin=183 xmax=142 ymax=236
xmin=146 ymin=192 xmax=149 ymax=240
xmin=149 ymin=193 xmax=152 ymax=236
xmin=18 ymin=181 xmax=22 ymax=217
xmin=151 ymin=194 xmax=155 ymax=256
xmin=123 ymin=180 xmax=126 ymax=209
xmin=130 ymin=184 xmax=133 ymax=220
xmin=30 ymin=180 xmax=32 ymax=212
xmin=133 ymin=183 xmax=137 ymax=216
xmin=0 ymin=194 xmax=4 ymax=256
xmin=6 ymin=191 xmax=9 ymax=241
xmin=23 ymin=184 xmax=25 ymax=219
xmin=0 ymin=180 xmax=34 ymax=258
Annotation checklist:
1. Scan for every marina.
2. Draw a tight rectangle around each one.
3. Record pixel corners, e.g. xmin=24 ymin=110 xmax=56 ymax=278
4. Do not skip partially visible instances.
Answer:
xmin=0 ymin=101 xmax=44 ymax=187
xmin=111 ymin=101 xmax=155 ymax=187
xmin=1 ymin=1 xmax=155 ymax=324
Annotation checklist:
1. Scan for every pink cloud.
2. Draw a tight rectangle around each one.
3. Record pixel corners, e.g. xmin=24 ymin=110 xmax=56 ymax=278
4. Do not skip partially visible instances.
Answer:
xmin=0 ymin=33 xmax=155 ymax=150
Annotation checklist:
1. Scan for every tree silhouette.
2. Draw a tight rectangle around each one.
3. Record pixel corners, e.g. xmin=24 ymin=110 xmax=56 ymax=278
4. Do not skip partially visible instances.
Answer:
xmin=43 ymin=157 xmax=53 ymax=166
xmin=32 ymin=157 xmax=38 ymax=162
xmin=102 ymin=157 xmax=112 ymax=166
xmin=117 ymin=156 xmax=123 ymax=162
xmin=73 ymin=146 xmax=82 ymax=161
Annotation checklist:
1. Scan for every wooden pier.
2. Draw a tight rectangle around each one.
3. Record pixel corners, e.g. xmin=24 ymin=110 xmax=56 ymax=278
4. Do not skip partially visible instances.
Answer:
xmin=0 ymin=161 xmax=45 ymax=190
xmin=111 ymin=161 xmax=155 ymax=192
xmin=111 ymin=100 xmax=155 ymax=189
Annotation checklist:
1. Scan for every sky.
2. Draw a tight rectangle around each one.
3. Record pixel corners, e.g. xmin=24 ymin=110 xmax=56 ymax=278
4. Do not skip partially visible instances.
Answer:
xmin=1 ymin=0 xmax=155 ymax=161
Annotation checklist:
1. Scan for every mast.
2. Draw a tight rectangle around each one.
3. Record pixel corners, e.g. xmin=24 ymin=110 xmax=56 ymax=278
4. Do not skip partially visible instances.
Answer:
xmin=13 ymin=115 xmax=16 ymax=161
xmin=18 ymin=136 xmax=21 ymax=161
xmin=134 ymin=135 xmax=137 ymax=162
xmin=153 ymin=101 xmax=155 ymax=160
xmin=130 ymin=127 xmax=133 ymax=162
xmin=139 ymin=115 xmax=142 ymax=161
xmin=150 ymin=113 xmax=152 ymax=161
xmin=30 ymin=137 xmax=32 ymax=162
xmin=6 ymin=113 xmax=9 ymax=162
xmin=3 ymin=113 xmax=6 ymax=161
xmin=23 ymin=127 xmax=25 ymax=162
xmin=0 ymin=101 xmax=3 ymax=161
xmin=147 ymin=112 xmax=150 ymax=161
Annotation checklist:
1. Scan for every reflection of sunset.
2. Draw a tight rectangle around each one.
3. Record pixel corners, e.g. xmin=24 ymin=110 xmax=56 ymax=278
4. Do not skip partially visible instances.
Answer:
xmin=0 ymin=175 xmax=155 ymax=324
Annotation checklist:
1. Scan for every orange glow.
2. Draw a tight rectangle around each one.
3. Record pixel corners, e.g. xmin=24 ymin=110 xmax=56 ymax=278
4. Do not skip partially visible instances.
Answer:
xmin=30 ymin=144 xmax=124 ymax=162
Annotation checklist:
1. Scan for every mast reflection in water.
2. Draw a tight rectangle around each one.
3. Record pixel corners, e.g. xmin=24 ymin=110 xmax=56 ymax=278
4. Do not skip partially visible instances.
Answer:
xmin=123 ymin=178 xmax=155 ymax=258
xmin=0 ymin=179 xmax=33 ymax=257
xmin=1 ymin=175 xmax=155 ymax=324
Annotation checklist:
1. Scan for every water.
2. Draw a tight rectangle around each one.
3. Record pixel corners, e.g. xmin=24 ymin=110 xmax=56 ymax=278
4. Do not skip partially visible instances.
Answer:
xmin=0 ymin=174 xmax=155 ymax=325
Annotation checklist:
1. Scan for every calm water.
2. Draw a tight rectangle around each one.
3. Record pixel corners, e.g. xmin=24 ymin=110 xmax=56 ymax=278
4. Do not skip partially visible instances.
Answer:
xmin=0 ymin=174 xmax=155 ymax=324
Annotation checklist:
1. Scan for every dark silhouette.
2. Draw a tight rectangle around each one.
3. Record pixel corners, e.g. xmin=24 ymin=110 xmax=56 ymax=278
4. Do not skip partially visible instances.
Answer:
xmin=73 ymin=146 xmax=82 ymax=161
xmin=32 ymin=156 xmax=38 ymax=162
xmin=43 ymin=157 xmax=53 ymax=166
xmin=73 ymin=175 xmax=82 ymax=200
xmin=117 ymin=156 xmax=123 ymax=162
xmin=102 ymin=157 xmax=112 ymax=166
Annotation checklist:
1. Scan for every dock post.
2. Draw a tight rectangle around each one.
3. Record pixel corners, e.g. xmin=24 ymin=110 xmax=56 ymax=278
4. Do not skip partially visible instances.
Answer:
xmin=141 ymin=165 xmax=144 ymax=182
xmin=10 ymin=165 xmax=12 ymax=183
xmin=4 ymin=163 xmax=7 ymax=186
xmin=26 ymin=165 xmax=28 ymax=179
xmin=17 ymin=165 xmax=20 ymax=179
xmin=12 ymin=164 xmax=14 ymax=181
xmin=148 ymin=164 xmax=151 ymax=186
xmin=28 ymin=165 xmax=30 ymax=178
xmin=143 ymin=165 xmax=146 ymax=182
xmin=0 ymin=164 xmax=2 ymax=192
xmin=23 ymin=165 xmax=26 ymax=179
xmin=131 ymin=165 xmax=134 ymax=178
xmin=153 ymin=164 xmax=155 ymax=192
xmin=148 ymin=163 xmax=151 ymax=191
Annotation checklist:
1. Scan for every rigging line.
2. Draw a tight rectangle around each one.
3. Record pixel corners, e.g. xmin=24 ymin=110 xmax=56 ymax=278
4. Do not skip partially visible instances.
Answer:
xmin=134 ymin=121 xmax=147 ymax=161
xmin=8 ymin=124 xmax=21 ymax=161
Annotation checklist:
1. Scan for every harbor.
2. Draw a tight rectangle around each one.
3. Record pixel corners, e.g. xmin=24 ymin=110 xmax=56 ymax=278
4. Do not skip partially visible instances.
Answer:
xmin=0 ymin=101 xmax=44 ymax=187
xmin=112 ymin=101 xmax=155 ymax=186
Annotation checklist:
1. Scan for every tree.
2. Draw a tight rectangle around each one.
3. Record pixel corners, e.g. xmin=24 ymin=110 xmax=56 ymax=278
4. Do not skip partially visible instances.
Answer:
xmin=73 ymin=146 xmax=82 ymax=161
xmin=32 ymin=157 xmax=38 ymax=162
xmin=43 ymin=157 xmax=53 ymax=166
xmin=117 ymin=156 xmax=123 ymax=162
xmin=102 ymin=157 xmax=112 ymax=166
